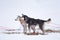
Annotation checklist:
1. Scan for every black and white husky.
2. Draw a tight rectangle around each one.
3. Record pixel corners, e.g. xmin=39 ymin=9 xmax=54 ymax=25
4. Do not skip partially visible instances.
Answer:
xmin=22 ymin=14 xmax=51 ymax=34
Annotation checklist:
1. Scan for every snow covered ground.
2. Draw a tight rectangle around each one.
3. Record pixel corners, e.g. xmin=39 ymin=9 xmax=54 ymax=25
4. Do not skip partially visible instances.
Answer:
xmin=0 ymin=32 xmax=60 ymax=40
xmin=0 ymin=29 xmax=60 ymax=40
xmin=0 ymin=24 xmax=60 ymax=40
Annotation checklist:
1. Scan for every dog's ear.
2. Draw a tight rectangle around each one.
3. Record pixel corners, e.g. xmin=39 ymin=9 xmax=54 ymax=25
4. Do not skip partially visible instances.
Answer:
xmin=22 ymin=14 xmax=24 ymax=16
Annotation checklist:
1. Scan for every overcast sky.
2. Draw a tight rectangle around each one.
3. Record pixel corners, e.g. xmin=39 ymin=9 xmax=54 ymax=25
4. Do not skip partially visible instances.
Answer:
xmin=0 ymin=0 xmax=60 ymax=29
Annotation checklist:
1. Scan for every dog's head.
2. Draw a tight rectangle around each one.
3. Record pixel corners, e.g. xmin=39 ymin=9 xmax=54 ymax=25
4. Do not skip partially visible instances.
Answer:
xmin=15 ymin=15 xmax=23 ymax=21
xmin=22 ymin=14 xmax=29 ymax=21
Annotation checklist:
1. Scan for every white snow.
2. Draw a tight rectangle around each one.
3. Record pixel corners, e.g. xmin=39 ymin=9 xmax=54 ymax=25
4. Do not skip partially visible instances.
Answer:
xmin=0 ymin=32 xmax=60 ymax=40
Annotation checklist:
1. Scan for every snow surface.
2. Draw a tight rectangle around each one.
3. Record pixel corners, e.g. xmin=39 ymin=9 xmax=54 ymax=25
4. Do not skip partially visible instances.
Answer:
xmin=0 ymin=30 xmax=60 ymax=40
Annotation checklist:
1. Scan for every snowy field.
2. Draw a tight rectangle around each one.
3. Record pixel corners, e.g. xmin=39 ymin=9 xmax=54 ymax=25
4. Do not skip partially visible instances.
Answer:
xmin=0 ymin=32 xmax=60 ymax=40
xmin=0 ymin=28 xmax=60 ymax=40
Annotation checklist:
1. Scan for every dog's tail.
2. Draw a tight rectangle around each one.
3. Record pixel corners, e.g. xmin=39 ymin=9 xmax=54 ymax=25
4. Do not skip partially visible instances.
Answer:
xmin=44 ymin=18 xmax=51 ymax=22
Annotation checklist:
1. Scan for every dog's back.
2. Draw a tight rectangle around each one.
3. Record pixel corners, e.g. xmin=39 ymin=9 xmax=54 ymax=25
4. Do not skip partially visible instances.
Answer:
xmin=22 ymin=14 xmax=51 ymax=25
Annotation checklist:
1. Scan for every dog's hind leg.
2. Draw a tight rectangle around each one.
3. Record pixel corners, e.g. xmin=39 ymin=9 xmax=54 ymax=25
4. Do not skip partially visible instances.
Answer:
xmin=39 ymin=23 xmax=45 ymax=35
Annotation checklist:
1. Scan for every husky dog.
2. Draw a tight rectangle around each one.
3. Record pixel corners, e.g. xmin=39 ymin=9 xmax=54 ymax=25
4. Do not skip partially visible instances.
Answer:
xmin=22 ymin=14 xmax=51 ymax=34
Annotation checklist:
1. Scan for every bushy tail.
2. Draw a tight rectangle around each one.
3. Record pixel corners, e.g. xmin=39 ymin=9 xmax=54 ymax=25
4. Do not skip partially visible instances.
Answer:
xmin=44 ymin=18 xmax=51 ymax=22
xmin=47 ymin=18 xmax=51 ymax=21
